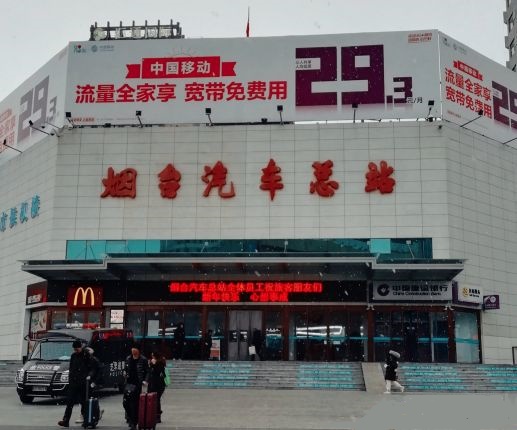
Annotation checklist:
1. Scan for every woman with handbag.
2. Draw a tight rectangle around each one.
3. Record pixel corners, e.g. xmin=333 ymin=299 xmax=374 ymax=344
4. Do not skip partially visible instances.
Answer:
xmin=147 ymin=351 xmax=167 ymax=423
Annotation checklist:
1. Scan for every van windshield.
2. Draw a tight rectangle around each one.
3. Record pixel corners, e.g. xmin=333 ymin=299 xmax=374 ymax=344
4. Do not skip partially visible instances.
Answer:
xmin=30 ymin=340 xmax=73 ymax=361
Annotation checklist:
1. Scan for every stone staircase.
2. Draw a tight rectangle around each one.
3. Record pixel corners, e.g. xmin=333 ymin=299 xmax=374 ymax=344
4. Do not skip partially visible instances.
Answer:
xmin=167 ymin=361 xmax=366 ymax=390
xmin=0 ymin=361 xmax=22 ymax=387
xmin=397 ymin=363 xmax=517 ymax=392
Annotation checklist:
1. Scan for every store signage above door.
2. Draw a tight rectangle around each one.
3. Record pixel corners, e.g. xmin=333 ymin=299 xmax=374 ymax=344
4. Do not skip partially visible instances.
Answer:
xmin=455 ymin=284 xmax=483 ymax=305
xmin=169 ymin=281 xmax=323 ymax=302
xmin=26 ymin=282 xmax=47 ymax=306
xmin=372 ymin=281 xmax=452 ymax=301
xmin=67 ymin=286 xmax=103 ymax=309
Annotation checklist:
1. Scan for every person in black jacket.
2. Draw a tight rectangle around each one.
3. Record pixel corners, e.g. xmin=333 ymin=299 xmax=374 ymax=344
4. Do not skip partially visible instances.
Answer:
xmin=384 ymin=349 xmax=404 ymax=393
xmin=173 ymin=322 xmax=185 ymax=360
xmin=202 ymin=330 xmax=213 ymax=360
xmin=58 ymin=340 xmax=96 ymax=427
xmin=123 ymin=343 xmax=148 ymax=430
xmin=147 ymin=351 xmax=167 ymax=423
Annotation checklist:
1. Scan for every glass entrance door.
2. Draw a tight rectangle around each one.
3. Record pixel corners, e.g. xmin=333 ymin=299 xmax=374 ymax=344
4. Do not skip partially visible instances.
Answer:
xmin=228 ymin=311 xmax=262 ymax=361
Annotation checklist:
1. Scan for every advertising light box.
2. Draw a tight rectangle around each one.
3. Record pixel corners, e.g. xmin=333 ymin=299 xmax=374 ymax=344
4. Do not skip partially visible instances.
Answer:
xmin=0 ymin=47 xmax=68 ymax=163
xmin=65 ymin=31 xmax=441 ymax=126
xmin=439 ymin=31 xmax=517 ymax=144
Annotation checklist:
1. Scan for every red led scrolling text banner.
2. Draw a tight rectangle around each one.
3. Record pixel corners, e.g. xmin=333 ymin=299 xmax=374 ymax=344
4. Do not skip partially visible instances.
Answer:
xmin=169 ymin=281 xmax=323 ymax=302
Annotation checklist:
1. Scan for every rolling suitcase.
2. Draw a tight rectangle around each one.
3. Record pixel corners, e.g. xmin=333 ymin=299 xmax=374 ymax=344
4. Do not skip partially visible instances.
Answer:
xmin=83 ymin=378 xmax=101 ymax=429
xmin=138 ymin=391 xmax=158 ymax=430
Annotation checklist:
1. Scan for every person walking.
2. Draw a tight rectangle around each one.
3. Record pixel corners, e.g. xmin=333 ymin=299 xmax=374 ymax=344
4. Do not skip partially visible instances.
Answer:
xmin=173 ymin=322 xmax=185 ymax=360
xmin=384 ymin=349 xmax=404 ymax=393
xmin=202 ymin=330 xmax=213 ymax=360
xmin=123 ymin=343 xmax=149 ymax=430
xmin=58 ymin=340 xmax=96 ymax=427
xmin=147 ymin=351 xmax=167 ymax=423
xmin=74 ymin=347 xmax=102 ymax=424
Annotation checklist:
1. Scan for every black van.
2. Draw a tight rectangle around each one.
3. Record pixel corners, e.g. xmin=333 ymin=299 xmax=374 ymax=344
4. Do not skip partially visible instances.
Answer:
xmin=15 ymin=328 xmax=133 ymax=404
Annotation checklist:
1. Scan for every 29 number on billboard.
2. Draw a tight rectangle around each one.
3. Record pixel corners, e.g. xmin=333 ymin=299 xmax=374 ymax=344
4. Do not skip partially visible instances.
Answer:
xmin=492 ymin=81 xmax=517 ymax=130
xmin=295 ymin=45 xmax=413 ymax=107
xmin=17 ymin=76 xmax=57 ymax=143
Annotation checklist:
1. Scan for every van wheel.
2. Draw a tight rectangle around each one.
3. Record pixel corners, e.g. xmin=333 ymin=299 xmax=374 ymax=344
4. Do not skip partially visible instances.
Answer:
xmin=19 ymin=395 xmax=34 ymax=404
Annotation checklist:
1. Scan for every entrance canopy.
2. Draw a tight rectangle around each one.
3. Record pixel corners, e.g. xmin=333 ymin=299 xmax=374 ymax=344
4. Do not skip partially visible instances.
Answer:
xmin=21 ymin=255 xmax=464 ymax=282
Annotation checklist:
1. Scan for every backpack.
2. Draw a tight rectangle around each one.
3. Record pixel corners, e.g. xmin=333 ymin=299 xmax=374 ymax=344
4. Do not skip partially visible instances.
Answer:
xmin=163 ymin=369 xmax=170 ymax=386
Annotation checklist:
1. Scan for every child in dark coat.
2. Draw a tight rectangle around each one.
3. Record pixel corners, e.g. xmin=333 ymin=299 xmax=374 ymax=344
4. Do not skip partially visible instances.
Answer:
xmin=384 ymin=350 xmax=404 ymax=393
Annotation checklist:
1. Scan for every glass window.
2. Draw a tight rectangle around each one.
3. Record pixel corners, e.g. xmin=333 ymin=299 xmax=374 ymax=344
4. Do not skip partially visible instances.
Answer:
xmin=164 ymin=310 xmax=183 ymax=337
xmin=455 ymin=312 xmax=480 ymax=363
xmin=289 ymin=310 xmax=307 ymax=361
xmin=207 ymin=311 xmax=225 ymax=361
xmin=85 ymin=240 xmax=107 ymax=259
xmin=374 ymin=312 xmax=391 ymax=361
xmin=264 ymin=311 xmax=283 ymax=361
xmin=184 ymin=311 xmax=201 ymax=339
xmin=145 ymin=310 xmax=162 ymax=337
xmin=66 ymin=241 xmax=87 ymax=260
xmin=126 ymin=311 xmax=144 ymax=337
xmin=51 ymin=310 xmax=67 ymax=329
xmin=69 ymin=311 xmax=85 ymax=325
xmin=87 ymin=311 xmax=101 ymax=328
xmin=105 ymin=240 xmax=127 ymax=254
xmin=431 ymin=312 xmax=449 ymax=362
xmin=348 ymin=313 xmax=367 ymax=361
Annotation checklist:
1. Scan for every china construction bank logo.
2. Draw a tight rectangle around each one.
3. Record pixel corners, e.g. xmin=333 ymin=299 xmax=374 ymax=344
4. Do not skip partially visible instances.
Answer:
xmin=67 ymin=286 xmax=103 ymax=308
xmin=377 ymin=283 xmax=390 ymax=297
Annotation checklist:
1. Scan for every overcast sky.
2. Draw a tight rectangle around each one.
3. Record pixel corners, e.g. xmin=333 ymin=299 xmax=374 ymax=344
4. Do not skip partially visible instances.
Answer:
xmin=0 ymin=0 xmax=509 ymax=101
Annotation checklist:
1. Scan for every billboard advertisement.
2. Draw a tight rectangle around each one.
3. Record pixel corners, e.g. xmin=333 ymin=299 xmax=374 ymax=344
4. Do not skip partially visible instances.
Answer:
xmin=0 ymin=47 xmax=68 ymax=163
xmin=65 ymin=31 xmax=441 ymax=126
xmin=439 ymin=31 xmax=517 ymax=144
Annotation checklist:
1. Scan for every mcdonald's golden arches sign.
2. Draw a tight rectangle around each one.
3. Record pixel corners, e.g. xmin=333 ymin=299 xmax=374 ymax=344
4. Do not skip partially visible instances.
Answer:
xmin=67 ymin=286 xmax=103 ymax=309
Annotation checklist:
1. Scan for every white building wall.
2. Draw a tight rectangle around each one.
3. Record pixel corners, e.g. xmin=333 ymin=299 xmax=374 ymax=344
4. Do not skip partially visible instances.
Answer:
xmin=0 ymin=136 xmax=58 ymax=359
xmin=445 ymin=125 xmax=517 ymax=364
xmin=54 ymin=122 xmax=446 ymax=243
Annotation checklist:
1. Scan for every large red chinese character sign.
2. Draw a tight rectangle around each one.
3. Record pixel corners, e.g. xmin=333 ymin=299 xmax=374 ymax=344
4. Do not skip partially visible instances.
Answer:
xmin=365 ymin=160 xmax=395 ymax=194
xmin=201 ymin=161 xmax=235 ymax=198
xmin=310 ymin=160 xmax=339 ymax=197
xmin=158 ymin=164 xmax=182 ymax=198
xmin=169 ymin=281 xmax=323 ymax=302
xmin=101 ymin=167 xmax=137 ymax=198
xmin=260 ymin=159 xmax=283 ymax=200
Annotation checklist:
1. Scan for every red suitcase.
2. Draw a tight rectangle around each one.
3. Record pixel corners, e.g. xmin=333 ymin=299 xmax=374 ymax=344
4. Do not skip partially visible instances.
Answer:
xmin=138 ymin=391 xmax=158 ymax=430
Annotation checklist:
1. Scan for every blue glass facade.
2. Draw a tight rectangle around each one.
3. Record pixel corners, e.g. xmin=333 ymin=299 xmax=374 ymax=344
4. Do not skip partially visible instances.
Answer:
xmin=66 ymin=238 xmax=433 ymax=261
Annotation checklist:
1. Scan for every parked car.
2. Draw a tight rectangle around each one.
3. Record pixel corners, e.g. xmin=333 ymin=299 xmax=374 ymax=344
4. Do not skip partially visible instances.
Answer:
xmin=15 ymin=328 xmax=133 ymax=404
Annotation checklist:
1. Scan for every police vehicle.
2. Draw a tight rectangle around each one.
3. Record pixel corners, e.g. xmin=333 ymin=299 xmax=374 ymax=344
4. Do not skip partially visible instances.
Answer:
xmin=15 ymin=327 xmax=133 ymax=404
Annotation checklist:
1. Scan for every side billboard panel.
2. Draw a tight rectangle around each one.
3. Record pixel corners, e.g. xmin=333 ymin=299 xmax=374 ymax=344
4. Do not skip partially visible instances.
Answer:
xmin=0 ymin=47 xmax=68 ymax=162
xmin=65 ymin=31 xmax=441 ymax=126
xmin=439 ymin=32 xmax=517 ymax=143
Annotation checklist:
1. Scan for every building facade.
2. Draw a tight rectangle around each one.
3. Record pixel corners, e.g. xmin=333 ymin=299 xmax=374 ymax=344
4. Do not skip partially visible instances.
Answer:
xmin=0 ymin=120 xmax=514 ymax=364
xmin=1 ymin=29 xmax=516 ymax=364
xmin=505 ymin=0 xmax=517 ymax=71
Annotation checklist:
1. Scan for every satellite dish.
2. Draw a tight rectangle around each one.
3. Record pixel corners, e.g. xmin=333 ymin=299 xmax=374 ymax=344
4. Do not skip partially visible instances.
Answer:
xmin=93 ymin=28 xmax=105 ymax=41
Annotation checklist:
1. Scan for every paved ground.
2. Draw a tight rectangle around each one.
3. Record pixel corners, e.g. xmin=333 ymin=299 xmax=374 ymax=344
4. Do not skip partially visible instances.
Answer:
xmin=0 ymin=387 xmax=516 ymax=430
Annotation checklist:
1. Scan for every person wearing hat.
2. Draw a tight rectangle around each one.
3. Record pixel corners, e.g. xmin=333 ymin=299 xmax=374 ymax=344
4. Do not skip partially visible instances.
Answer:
xmin=384 ymin=349 xmax=405 ymax=393
xmin=123 ymin=343 xmax=148 ymax=430
xmin=58 ymin=340 xmax=96 ymax=427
